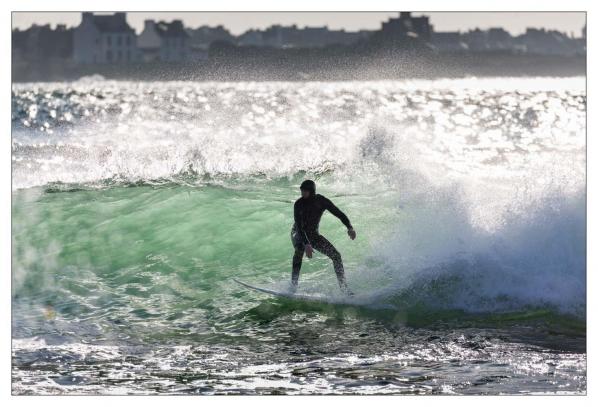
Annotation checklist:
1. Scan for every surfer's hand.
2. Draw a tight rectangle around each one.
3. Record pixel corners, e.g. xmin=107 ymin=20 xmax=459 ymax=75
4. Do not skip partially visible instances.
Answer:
xmin=348 ymin=228 xmax=356 ymax=240
xmin=305 ymin=244 xmax=313 ymax=258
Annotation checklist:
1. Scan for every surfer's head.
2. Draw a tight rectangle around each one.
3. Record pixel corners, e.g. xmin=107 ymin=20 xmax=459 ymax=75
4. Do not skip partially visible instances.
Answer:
xmin=300 ymin=179 xmax=316 ymax=198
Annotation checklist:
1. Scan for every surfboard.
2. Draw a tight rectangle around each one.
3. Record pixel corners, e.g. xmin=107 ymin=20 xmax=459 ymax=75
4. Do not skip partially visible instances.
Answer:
xmin=232 ymin=278 xmax=353 ymax=304
xmin=233 ymin=278 xmax=400 ymax=309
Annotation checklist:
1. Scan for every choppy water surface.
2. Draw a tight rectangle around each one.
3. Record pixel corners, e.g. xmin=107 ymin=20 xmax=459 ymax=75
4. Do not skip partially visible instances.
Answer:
xmin=12 ymin=77 xmax=586 ymax=394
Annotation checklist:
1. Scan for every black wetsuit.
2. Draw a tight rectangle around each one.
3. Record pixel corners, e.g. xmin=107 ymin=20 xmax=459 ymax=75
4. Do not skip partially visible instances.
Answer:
xmin=291 ymin=194 xmax=352 ymax=290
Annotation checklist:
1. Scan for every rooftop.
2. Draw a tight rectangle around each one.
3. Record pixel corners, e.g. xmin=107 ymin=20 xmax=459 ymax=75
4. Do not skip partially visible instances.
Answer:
xmin=152 ymin=20 xmax=190 ymax=38
xmin=85 ymin=13 xmax=135 ymax=33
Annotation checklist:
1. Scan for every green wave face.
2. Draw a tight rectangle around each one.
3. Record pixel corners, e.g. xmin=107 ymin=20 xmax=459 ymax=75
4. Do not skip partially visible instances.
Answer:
xmin=12 ymin=177 xmax=585 ymax=345
xmin=12 ymin=177 xmax=404 ymax=343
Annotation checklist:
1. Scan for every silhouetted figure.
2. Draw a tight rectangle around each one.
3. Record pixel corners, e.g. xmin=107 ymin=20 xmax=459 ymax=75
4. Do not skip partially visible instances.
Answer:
xmin=290 ymin=180 xmax=356 ymax=295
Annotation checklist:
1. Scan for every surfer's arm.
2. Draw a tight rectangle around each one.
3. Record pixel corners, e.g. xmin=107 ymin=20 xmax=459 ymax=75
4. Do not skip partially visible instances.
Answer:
xmin=294 ymin=201 xmax=310 ymax=245
xmin=322 ymin=196 xmax=353 ymax=230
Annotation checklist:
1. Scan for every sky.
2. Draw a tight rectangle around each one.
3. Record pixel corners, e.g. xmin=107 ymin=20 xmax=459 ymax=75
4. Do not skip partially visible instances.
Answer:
xmin=11 ymin=11 xmax=587 ymax=37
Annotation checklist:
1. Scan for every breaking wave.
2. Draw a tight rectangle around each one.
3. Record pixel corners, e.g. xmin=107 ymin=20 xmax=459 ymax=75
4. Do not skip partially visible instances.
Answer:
xmin=11 ymin=78 xmax=586 ymax=322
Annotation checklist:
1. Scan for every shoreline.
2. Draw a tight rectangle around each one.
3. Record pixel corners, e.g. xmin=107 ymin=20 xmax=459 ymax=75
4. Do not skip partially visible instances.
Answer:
xmin=12 ymin=53 xmax=586 ymax=83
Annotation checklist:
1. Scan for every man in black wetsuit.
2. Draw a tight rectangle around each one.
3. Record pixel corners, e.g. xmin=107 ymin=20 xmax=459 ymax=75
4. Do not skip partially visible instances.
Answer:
xmin=291 ymin=180 xmax=356 ymax=294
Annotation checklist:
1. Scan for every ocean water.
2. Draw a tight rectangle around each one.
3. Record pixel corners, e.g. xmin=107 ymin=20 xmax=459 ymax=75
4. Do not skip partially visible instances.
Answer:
xmin=12 ymin=77 xmax=586 ymax=394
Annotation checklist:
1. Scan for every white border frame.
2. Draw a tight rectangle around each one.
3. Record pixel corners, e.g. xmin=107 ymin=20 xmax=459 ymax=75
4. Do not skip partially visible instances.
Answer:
xmin=3 ymin=1 xmax=594 ymax=406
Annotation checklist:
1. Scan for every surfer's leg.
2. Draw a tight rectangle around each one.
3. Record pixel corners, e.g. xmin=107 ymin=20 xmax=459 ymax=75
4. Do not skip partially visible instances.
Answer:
xmin=290 ymin=225 xmax=305 ymax=288
xmin=312 ymin=235 xmax=349 ymax=293
xmin=291 ymin=248 xmax=304 ymax=287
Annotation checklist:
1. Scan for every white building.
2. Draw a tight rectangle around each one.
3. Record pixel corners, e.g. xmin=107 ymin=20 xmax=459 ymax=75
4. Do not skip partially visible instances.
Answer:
xmin=73 ymin=12 xmax=138 ymax=64
xmin=137 ymin=20 xmax=190 ymax=62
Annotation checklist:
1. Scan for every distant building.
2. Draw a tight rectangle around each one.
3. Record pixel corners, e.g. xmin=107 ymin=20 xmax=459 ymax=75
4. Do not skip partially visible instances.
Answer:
xmin=13 ymin=24 xmax=73 ymax=62
xmin=73 ymin=12 xmax=138 ymax=64
xmin=487 ymin=28 xmax=514 ymax=50
xmin=261 ymin=25 xmax=288 ymax=48
xmin=431 ymin=31 xmax=467 ymax=52
xmin=461 ymin=28 xmax=514 ymax=52
xmin=369 ymin=12 xmax=433 ymax=50
xmin=138 ymin=20 xmax=191 ymax=62
xmin=187 ymin=25 xmax=236 ymax=49
xmin=380 ymin=12 xmax=432 ymax=42
xmin=237 ymin=29 xmax=265 ymax=47
xmin=235 ymin=25 xmax=369 ymax=49
xmin=515 ymin=28 xmax=584 ymax=56
xmin=257 ymin=25 xmax=370 ymax=48
xmin=462 ymin=28 xmax=489 ymax=51
xmin=186 ymin=25 xmax=235 ymax=61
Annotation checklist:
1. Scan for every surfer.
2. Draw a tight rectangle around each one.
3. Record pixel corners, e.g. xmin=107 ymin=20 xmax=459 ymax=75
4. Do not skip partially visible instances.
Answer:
xmin=291 ymin=180 xmax=356 ymax=295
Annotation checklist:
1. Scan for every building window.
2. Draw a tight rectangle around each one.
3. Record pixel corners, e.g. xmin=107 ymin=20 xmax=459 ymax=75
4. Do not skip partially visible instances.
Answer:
xmin=117 ymin=35 xmax=122 ymax=46
xmin=126 ymin=36 xmax=131 ymax=46
xmin=117 ymin=50 xmax=122 ymax=61
xmin=95 ymin=38 xmax=100 ymax=45
xmin=106 ymin=50 xmax=112 ymax=62
xmin=126 ymin=50 xmax=131 ymax=61
xmin=107 ymin=36 xmax=112 ymax=46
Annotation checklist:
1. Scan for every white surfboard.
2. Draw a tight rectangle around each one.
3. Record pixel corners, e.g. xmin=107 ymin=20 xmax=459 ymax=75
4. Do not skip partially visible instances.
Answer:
xmin=232 ymin=278 xmax=355 ymax=305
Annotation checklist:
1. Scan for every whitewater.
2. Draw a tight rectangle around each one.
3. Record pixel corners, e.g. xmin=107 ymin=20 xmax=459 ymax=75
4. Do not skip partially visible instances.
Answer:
xmin=12 ymin=77 xmax=586 ymax=394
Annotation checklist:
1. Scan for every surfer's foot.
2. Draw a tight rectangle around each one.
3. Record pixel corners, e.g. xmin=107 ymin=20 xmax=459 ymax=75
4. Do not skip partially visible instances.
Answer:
xmin=340 ymin=286 xmax=354 ymax=296
xmin=289 ymin=282 xmax=298 ymax=293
